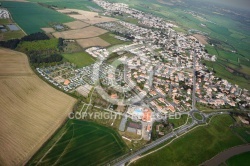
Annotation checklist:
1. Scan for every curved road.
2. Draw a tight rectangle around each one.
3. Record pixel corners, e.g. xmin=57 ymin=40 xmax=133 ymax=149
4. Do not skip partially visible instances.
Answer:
xmin=202 ymin=144 xmax=250 ymax=166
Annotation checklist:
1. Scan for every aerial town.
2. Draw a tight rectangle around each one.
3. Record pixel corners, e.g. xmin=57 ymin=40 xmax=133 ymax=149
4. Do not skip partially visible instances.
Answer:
xmin=36 ymin=0 xmax=250 ymax=142
xmin=1 ymin=0 xmax=250 ymax=165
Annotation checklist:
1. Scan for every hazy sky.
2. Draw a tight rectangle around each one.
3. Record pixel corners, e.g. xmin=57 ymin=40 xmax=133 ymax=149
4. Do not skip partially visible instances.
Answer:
xmin=202 ymin=0 xmax=250 ymax=10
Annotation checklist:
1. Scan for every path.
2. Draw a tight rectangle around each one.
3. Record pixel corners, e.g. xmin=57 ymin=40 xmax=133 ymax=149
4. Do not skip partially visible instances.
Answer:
xmin=202 ymin=144 xmax=250 ymax=166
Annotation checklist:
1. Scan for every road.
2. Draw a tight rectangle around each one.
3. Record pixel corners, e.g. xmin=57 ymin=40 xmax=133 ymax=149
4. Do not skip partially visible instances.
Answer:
xmin=112 ymin=120 xmax=197 ymax=166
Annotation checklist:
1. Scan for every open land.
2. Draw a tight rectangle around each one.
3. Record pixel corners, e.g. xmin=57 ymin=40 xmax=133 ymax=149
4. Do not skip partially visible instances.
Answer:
xmin=63 ymin=20 xmax=89 ymax=30
xmin=0 ymin=48 xmax=76 ymax=166
xmin=52 ymin=26 xmax=107 ymax=39
xmin=131 ymin=115 xmax=245 ymax=166
xmin=76 ymin=37 xmax=110 ymax=48
xmin=62 ymin=52 xmax=96 ymax=68
xmin=41 ymin=27 xmax=55 ymax=33
xmin=57 ymin=9 xmax=117 ymax=24
xmin=27 ymin=120 xmax=128 ymax=166
xmin=193 ymin=34 xmax=208 ymax=45
xmin=2 ymin=1 xmax=74 ymax=34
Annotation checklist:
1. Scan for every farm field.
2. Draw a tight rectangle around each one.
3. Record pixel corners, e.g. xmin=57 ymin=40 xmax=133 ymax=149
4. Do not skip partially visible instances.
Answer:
xmin=57 ymin=9 xmax=117 ymax=24
xmin=0 ymin=48 xmax=76 ymax=166
xmin=63 ymin=20 xmax=89 ymax=30
xmin=27 ymin=120 xmax=128 ymax=166
xmin=99 ymin=32 xmax=132 ymax=46
xmin=41 ymin=27 xmax=55 ymax=33
xmin=28 ymin=0 xmax=102 ymax=11
xmin=1 ymin=1 xmax=74 ymax=34
xmin=52 ymin=26 xmax=107 ymax=39
xmin=131 ymin=115 xmax=245 ymax=166
xmin=226 ymin=151 xmax=250 ymax=166
xmin=76 ymin=37 xmax=110 ymax=48
xmin=62 ymin=52 xmax=96 ymax=68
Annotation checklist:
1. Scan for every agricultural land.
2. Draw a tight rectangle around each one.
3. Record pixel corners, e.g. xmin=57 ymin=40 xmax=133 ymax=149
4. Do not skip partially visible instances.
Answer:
xmin=1 ymin=1 xmax=74 ymax=34
xmin=52 ymin=26 xmax=108 ymax=39
xmin=27 ymin=120 xmax=128 ymax=166
xmin=76 ymin=37 xmax=110 ymax=48
xmin=0 ymin=48 xmax=76 ymax=166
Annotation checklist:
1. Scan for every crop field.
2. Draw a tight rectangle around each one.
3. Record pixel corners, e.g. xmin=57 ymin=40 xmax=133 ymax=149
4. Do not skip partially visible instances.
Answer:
xmin=28 ymin=120 xmax=128 ymax=166
xmin=63 ymin=20 xmax=89 ymax=30
xmin=76 ymin=37 xmax=110 ymax=48
xmin=41 ymin=27 xmax=55 ymax=33
xmin=52 ymin=26 xmax=107 ymax=39
xmin=0 ymin=48 xmax=76 ymax=166
xmin=2 ymin=1 xmax=74 ymax=34
xmin=131 ymin=115 xmax=245 ymax=166
xmin=57 ymin=9 xmax=117 ymax=24
xmin=62 ymin=52 xmax=96 ymax=68
xmin=28 ymin=0 xmax=102 ymax=11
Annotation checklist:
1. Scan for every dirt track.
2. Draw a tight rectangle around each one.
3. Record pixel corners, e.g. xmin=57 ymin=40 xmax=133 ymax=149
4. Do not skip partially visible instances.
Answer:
xmin=202 ymin=144 xmax=250 ymax=166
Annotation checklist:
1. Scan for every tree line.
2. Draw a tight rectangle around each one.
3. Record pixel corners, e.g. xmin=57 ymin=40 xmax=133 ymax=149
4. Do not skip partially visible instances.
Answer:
xmin=0 ymin=32 xmax=64 ymax=67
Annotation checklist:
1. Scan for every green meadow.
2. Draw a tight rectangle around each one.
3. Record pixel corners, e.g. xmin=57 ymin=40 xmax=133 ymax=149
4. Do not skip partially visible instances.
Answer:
xmin=27 ymin=120 xmax=128 ymax=166
xmin=62 ymin=52 xmax=95 ymax=68
xmin=131 ymin=115 xmax=245 ymax=166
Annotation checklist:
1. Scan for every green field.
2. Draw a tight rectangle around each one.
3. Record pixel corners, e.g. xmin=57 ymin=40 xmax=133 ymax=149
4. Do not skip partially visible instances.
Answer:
xmin=99 ymin=32 xmax=132 ymax=46
xmin=194 ymin=112 xmax=203 ymax=121
xmin=232 ymin=127 xmax=250 ymax=143
xmin=2 ymin=1 xmax=74 ymax=34
xmin=62 ymin=52 xmax=95 ymax=68
xmin=131 ymin=115 xmax=245 ymax=166
xmin=226 ymin=151 xmax=250 ymax=166
xmin=168 ymin=114 xmax=188 ymax=129
xmin=28 ymin=0 xmax=102 ymax=11
xmin=28 ymin=120 xmax=128 ymax=166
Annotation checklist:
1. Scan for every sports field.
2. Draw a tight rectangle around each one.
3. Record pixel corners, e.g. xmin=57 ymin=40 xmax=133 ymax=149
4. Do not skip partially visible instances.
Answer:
xmin=2 ymin=1 xmax=74 ymax=34
xmin=0 ymin=48 xmax=76 ymax=166
xmin=28 ymin=120 xmax=128 ymax=166
xmin=62 ymin=52 xmax=96 ymax=68
xmin=131 ymin=115 xmax=245 ymax=166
